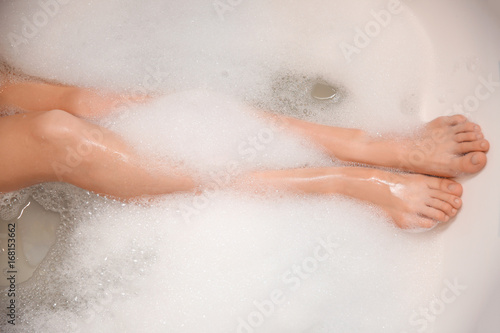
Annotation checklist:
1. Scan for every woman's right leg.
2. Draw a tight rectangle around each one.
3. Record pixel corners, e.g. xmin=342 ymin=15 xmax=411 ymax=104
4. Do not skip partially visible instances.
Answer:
xmin=0 ymin=110 xmax=196 ymax=198
xmin=240 ymin=166 xmax=463 ymax=230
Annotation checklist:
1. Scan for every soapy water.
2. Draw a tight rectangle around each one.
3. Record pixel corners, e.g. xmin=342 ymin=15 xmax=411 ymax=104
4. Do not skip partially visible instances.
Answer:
xmin=0 ymin=0 xmax=454 ymax=332
xmin=1 ymin=183 xmax=443 ymax=333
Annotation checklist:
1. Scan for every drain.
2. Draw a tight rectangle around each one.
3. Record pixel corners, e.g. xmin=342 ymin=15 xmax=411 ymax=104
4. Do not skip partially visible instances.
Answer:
xmin=311 ymin=82 xmax=339 ymax=101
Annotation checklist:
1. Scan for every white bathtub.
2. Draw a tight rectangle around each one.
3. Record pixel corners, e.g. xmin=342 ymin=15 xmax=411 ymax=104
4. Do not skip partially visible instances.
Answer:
xmin=411 ymin=1 xmax=500 ymax=332
xmin=1 ymin=0 xmax=499 ymax=332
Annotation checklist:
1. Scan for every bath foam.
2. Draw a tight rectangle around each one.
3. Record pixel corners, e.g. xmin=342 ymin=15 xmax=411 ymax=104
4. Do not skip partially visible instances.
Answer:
xmin=0 ymin=0 xmax=432 ymax=134
xmin=0 ymin=188 xmax=30 ymax=220
xmin=106 ymin=90 xmax=333 ymax=175
xmin=1 ymin=183 xmax=443 ymax=333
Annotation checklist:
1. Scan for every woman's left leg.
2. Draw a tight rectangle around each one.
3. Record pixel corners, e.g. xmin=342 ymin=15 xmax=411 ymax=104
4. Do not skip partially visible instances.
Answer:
xmin=0 ymin=80 xmax=131 ymax=118
xmin=258 ymin=112 xmax=489 ymax=177
xmin=0 ymin=72 xmax=489 ymax=178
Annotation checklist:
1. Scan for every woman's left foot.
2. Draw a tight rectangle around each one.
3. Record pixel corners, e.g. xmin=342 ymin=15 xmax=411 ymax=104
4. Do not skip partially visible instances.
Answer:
xmin=336 ymin=115 xmax=490 ymax=177
xmin=394 ymin=115 xmax=489 ymax=177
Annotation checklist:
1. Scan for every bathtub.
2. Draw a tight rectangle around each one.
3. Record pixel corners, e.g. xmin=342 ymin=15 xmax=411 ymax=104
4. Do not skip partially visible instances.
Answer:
xmin=1 ymin=0 xmax=500 ymax=332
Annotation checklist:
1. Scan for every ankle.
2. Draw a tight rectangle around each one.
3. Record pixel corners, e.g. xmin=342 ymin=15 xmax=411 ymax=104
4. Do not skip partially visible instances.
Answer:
xmin=354 ymin=132 xmax=406 ymax=169
xmin=325 ymin=127 xmax=367 ymax=162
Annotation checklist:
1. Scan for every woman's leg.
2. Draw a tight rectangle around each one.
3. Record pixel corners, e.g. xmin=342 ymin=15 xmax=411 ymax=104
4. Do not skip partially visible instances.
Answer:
xmin=0 ymin=110 xmax=195 ymax=198
xmin=259 ymin=112 xmax=489 ymax=177
xmin=0 ymin=77 xmax=141 ymax=118
xmin=0 ymin=67 xmax=489 ymax=177
xmin=240 ymin=166 xmax=463 ymax=230
xmin=0 ymin=109 xmax=462 ymax=229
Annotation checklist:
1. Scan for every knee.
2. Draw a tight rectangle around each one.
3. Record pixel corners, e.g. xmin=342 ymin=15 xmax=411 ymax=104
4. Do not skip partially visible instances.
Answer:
xmin=30 ymin=109 xmax=104 ymax=164
xmin=31 ymin=109 xmax=83 ymax=144
xmin=30 ymin=110 xmax=105 ymax=181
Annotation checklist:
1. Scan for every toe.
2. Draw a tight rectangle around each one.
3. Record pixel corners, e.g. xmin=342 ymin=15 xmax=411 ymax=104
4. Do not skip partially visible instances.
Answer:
xmin=453 ymin=122 xmax=481 ymax=134
xmin=444 ymin=115 xmax=467 ymax=126
xmin=430 ymin=190 xmax=462 ymax=209
xmin=456 ymin=140 xmax=490 ymax=154
xmin=429 ymin=178 xmax=463 ymax=196
xmin=455 ymin=132 xmax=483 ymax=143
xmin=414 ymin=217 xmax=438 ymax=230
xmin=396 ymin=215 xmax=437 ymax=230
xmin=451 ymin=152 xmax=487 ymax=175
xmin=422 ymin=206 xmax=449 ymax=222
xmin=426 ymin=198 xmax=456 ymax=217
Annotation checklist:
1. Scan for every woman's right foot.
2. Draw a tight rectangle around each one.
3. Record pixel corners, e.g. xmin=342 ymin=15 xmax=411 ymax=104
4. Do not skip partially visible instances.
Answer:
xmin=247 ymin=167 xmax=463 ymax=230
xmin=335 ymin=168 xmax=463 ymax=230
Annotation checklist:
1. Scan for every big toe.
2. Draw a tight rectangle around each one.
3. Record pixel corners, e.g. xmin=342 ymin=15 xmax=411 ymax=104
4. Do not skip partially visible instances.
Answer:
xmin=445 ymin=114 xmax=468 ymax=126
xmin=433 ymin=178 xmax=463 ymax=196
xmin=456 ymin=139 xmax=490 ymax=154
xmin=454 ymin=152 xmax=487 ymax=174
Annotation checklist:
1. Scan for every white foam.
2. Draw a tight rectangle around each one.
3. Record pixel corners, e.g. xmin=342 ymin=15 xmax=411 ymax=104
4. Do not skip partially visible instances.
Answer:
xmin=3 ymin=185 xmax=442 ymax=333
xmin=107 ymin=90 xmax=332 ymax=176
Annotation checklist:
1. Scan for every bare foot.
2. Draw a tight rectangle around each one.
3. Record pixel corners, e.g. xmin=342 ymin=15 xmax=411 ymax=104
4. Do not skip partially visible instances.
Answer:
xmin=257 ymin=113 xmax=489 ymax=178
xmin=337 ymin=168 xmax=463 ymax=230
xmin=327 ymin=115 xmax=490 ymax=177
xmin=247 ymin=166 xmax=463 ymax=230
xmin=394 ymin=115 xmax=490 ymax=177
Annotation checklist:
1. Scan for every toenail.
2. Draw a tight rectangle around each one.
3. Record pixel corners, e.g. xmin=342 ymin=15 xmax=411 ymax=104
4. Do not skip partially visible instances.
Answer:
xmin=448 ymin=184 xmax=457 ymax=191
xmin=481 ymin=142 xmax=487 ymax=149
xmin=471 ymin=154 xmax=480 ymax=165
xmin=452 ymin=208 xmax=457 ymax=215
xmin=454 ymin=198 xmax=460 ymax=205
xmin=474 ymin=125 xmax=480 ymax=131
xmin=444 ymin=215 xmax=450 ymax=222
xmin=477 ymin=134 xmax=483 ymax=140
